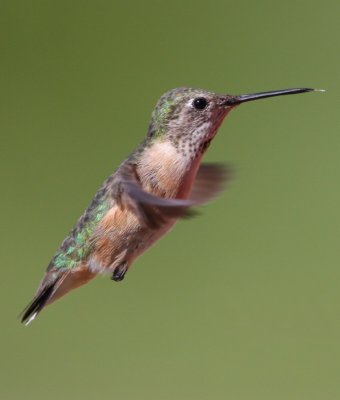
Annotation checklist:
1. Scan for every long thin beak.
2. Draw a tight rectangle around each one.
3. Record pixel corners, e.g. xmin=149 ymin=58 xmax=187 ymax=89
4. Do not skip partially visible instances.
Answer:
xmin=224 ymin=88 xmax=321 ymax=106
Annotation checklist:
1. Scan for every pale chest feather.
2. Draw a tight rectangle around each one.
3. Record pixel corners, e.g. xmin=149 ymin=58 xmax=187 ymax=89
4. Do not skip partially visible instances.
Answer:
xmin=137 ymin=141 xmax=199 ymax=198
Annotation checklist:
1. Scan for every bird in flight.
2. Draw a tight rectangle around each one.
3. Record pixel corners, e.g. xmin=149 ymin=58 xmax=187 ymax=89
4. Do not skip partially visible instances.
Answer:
xmin=21 ymin=86 xmax=318 ymax=324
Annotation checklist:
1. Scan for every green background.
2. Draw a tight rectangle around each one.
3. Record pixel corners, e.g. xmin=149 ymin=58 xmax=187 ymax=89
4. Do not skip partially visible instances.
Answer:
xmin=1 ymin=1 xmax=339 ymax=399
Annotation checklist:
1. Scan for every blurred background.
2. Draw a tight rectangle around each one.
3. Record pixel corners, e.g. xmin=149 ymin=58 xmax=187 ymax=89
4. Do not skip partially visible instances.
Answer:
xmin=1 ymin=1 xmax=339 ymax=399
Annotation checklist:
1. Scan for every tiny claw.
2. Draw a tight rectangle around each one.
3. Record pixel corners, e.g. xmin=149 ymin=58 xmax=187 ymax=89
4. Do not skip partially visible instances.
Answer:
xmin=111 ymin=262 xmax=128 ymax=282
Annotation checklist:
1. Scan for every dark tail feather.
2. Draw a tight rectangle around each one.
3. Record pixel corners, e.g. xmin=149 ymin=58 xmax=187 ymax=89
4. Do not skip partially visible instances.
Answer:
xmin=20 ymin=282 xmax=57 ymax=325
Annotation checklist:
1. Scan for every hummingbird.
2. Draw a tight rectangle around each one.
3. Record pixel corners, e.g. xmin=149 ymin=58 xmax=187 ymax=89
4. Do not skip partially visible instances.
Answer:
xmin=21 ymin=86 xmax=318 ymax=325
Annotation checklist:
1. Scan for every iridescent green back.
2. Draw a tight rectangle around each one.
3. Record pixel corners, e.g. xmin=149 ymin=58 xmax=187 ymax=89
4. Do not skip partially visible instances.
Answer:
xmin=48 ymin=181 xmax=112 ymax=271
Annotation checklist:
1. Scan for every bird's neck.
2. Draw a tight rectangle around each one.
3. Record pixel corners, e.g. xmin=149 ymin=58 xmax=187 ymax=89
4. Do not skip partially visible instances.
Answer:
xmin=136 ymin=139 xmax=201 ymax=199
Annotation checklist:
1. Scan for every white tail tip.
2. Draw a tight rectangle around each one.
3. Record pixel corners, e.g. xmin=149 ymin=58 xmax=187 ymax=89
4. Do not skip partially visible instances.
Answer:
xmin=24 ymin=312 xmax=37 ymax=326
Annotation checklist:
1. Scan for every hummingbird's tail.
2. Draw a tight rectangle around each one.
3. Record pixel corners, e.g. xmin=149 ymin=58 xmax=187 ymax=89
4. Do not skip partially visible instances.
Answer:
xmin=20 ymin=279 xmax=60 ymax=325
xmin=20 ymin=267 xmax=95 ymax=325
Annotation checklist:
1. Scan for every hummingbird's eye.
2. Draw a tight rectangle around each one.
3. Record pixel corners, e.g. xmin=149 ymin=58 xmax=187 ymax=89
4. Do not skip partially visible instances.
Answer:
xmin=193 ymin=97 xmax=208 ymax=110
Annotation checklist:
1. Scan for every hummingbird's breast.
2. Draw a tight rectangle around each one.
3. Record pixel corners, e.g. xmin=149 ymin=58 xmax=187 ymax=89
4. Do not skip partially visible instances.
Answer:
xmin=88 ymin=140 xmax=201 ymax=275
xmin=137 ymin=140 xmax=201 ymax=198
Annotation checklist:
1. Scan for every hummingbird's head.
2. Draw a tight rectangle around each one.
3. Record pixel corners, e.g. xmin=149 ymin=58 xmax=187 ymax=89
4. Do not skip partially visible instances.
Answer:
xmin=147 ymin=86 xmax=317 ymax=160
xmin=147 ymin=87 xmax=233 ymax=159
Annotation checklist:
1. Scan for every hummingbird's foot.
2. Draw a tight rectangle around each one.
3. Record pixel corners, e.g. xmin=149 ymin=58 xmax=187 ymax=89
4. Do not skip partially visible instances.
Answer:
xmin=111 ymin=262 xmax=128 ymax=282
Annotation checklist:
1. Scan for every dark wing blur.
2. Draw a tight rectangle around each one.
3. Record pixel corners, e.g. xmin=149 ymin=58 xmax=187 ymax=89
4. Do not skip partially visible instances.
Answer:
xmin=190 ymin=163 xmax=231 ymax=203
xmin=118 ymin=163 xmax=231 ymax=229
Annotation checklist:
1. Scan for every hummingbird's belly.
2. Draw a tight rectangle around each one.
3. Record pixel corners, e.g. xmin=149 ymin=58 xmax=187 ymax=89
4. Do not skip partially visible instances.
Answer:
xmin=88 ymin=204 xmax=176 ymax=275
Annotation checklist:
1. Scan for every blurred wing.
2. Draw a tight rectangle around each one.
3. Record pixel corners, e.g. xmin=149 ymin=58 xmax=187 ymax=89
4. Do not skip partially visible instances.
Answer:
xmin=190 ymin=163 xmax=231 ymax=203
xmin=119 ymin=163 xmax=231 ymax=229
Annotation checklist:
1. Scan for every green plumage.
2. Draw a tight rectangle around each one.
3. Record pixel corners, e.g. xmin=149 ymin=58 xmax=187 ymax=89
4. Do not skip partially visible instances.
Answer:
xmin=49 ymin=184 xmax=112 ymax=270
